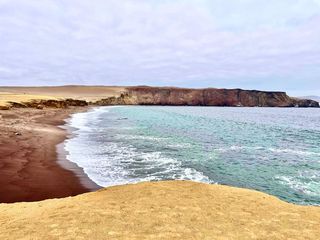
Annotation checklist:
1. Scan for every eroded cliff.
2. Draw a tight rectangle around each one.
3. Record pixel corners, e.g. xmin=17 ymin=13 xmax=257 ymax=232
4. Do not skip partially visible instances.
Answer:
xmin=94 ymin=86 xmax=320 ymax=107
xmin=2 ymin=87 xmax=318 ymax=109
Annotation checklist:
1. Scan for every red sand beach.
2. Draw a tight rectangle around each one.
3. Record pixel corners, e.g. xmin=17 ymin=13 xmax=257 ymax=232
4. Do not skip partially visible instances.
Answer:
xmin=0 ymin=108 xmax=100 ymax=203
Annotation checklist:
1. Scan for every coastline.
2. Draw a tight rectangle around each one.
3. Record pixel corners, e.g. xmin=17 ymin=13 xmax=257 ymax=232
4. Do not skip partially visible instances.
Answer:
xmin=0 ymin=107 xmax=100 ymax=203
xmin=57 ymin=108 xmax=101 ymax=191
xmin=0 ymin=106 xmax=319 ymax=239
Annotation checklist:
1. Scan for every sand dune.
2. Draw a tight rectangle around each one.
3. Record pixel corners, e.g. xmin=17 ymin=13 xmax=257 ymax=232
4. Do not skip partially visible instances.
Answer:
xmin=0 ymin=181 xmax=319 ymax=240
xmin=0 ymin=86 xmax=125 ymax=102
xmin=0 ymin=93 xmax=59 ymax=107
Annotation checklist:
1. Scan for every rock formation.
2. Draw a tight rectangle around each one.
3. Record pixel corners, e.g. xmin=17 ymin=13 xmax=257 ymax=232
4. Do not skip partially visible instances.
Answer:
xmin=6 ymin=99 xmax=88 ymax=109
xmin=2 ymin=87 xmax=318 ymax=109
xmin=94 ymin=87 xmax=320 ymax=107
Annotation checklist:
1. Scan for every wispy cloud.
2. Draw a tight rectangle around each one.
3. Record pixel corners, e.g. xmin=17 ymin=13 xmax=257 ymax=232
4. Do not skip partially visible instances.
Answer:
xmin=0 ymin=0 xmax=319 ymax=95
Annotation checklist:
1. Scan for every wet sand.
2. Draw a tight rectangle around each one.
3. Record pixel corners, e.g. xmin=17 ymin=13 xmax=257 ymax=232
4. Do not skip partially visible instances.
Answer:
xmin=0 ymin=108 xmax=100 ymax=203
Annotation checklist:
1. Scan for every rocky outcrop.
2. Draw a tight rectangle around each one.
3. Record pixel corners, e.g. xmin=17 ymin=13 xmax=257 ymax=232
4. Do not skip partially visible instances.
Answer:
xmin=93 ymin=87 xmax=320 ymax=107
xmin=0 ymin=105 xmax=10 ymax=110
xmin=290 ymin=98 xmax=319 ymax=108
xmin=94 ymin=93 xmax=134 ymax=106
xmin=8 ymin=99 xmax=88 ymax=109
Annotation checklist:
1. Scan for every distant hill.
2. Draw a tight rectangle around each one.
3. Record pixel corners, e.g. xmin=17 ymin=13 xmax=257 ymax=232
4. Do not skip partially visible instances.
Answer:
xmin=1 ymin=86 xmax=319 ymax=108
xmin=299 ymin=96 xmax=320 ymax=102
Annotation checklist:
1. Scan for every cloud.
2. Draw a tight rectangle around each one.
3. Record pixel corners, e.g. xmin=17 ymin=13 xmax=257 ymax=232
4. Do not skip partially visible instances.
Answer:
xmin=0 ymin=0 xmax=319 ymax=95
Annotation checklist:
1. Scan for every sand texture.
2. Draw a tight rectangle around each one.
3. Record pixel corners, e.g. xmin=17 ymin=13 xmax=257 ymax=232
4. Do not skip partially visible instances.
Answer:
xmin=0 ymin=181 xmax=319 ymax=240
xmin=0 ymin=86 xmax=125 ymax=103
xmin=0 ymin=92 xmax=59 ymax=107
xmin=0 ymin=108 xmax=99 ymax=203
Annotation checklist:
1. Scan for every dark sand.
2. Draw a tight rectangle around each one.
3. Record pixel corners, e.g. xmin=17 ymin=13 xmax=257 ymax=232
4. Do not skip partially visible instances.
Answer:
xmin=0 ymin=108 xmax=100 ymax=203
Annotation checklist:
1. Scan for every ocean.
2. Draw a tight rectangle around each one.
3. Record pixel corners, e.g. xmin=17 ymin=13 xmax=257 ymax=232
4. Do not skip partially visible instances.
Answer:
xmin=65 ymin=106 xmax=320 ymax=205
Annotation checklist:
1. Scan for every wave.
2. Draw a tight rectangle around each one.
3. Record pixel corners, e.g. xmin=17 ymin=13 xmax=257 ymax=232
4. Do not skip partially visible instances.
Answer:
xmin=64 ymin=106 xmax=320 ymax=205
xmin=214 ymin=145 xmax=320 ymax=156
xmin=65 ymin=108 xmax=211 ymax=187
xmin=65 ymin=140 xmax=211 ymax=187
xmin=269 ymin=148 xmax=320 ymax=157
xmin=275 ymin=174 xmax=320 ymax=198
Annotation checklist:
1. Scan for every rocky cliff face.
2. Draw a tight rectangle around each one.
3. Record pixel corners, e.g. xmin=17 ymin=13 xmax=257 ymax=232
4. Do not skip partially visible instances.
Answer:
xmin=3 ymin=87 xmax=318 ymax=109
xmin=94 ymin=87 xmax=319 ymax=107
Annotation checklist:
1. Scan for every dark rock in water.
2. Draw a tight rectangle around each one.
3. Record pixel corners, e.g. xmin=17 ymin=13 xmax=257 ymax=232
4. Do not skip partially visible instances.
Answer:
xmin=291 ymin=98 xmax=320 ymax=108
xmin=93 ymin=87 xmax=320 ymax=108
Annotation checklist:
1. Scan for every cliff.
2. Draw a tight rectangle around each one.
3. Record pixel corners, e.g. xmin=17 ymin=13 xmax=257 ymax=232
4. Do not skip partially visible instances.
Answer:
xmin=1 ymin=86 xmax=319 ymax=109
xmin=95 ymin=86 xmax=320 ymax=107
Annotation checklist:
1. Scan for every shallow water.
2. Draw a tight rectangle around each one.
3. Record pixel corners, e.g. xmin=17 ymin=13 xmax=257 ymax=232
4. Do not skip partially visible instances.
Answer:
xmin=65 ymin=106 xmax=320 ymax=205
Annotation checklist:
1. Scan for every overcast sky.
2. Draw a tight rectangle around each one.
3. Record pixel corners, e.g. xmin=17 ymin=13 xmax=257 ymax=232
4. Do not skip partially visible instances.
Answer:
xmin=0 ymin=0 xmax=320 ymax=96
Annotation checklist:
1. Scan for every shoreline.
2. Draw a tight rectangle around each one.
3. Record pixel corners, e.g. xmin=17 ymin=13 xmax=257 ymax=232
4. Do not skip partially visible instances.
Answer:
xmin=0 ymin=107 xmax=100 ymax=203
xmin=57 ymin=109 xmax=101 ymax=191
xmin=0 ymin=106 xmax=320 ymax=239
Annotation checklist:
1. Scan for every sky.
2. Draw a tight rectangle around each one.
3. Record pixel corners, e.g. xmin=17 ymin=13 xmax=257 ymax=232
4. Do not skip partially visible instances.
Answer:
xmin=0 ymin=0 xmax=320 ymax=96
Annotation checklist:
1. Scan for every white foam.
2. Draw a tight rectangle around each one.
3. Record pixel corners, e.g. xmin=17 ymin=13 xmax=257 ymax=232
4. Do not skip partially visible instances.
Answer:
xmin=213 ymin=146 xmax=320 ymax=157
xmin=275 ymin=174 xmax=320 ymax=197
xmin=65 ymin=107 xmax=211 ymax=187
xmin=214 ymin=145 xmax=263 ymax=152
xmin=269 ymin=148 xmax=320 ymax=156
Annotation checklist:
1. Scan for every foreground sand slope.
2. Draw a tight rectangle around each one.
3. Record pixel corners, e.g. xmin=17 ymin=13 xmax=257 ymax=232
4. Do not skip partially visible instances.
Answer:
xmin=0 ymin=181 xmax=319 ymax=240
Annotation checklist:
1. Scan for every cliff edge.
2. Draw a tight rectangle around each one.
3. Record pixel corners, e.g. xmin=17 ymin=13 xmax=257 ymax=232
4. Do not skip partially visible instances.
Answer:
xmin=1 ymin=86 xmax=319 ymax=109
xmin=95 ymin=86 xmax=320 ymax=107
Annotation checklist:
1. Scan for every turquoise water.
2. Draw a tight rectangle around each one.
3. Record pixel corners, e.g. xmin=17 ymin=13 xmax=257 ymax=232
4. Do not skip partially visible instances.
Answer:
xmin=66 ymin=106 xmax=320 ymax=205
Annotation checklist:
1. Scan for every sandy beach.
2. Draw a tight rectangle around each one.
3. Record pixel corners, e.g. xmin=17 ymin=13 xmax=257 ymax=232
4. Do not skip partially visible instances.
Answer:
xmin=0 ymin=107 xmax=99 ymax=203
xmin=0 ymin=89 xmax=319 ymax=239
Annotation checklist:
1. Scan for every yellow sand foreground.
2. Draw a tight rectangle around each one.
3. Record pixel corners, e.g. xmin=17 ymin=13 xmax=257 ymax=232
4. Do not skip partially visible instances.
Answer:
xmin=0 ymin=181 xmax=319 ymax=240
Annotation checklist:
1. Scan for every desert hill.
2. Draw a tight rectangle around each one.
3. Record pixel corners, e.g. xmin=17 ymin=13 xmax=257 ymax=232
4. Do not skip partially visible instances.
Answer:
xmin=0 ymin=86 xmax=319 ymax=108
